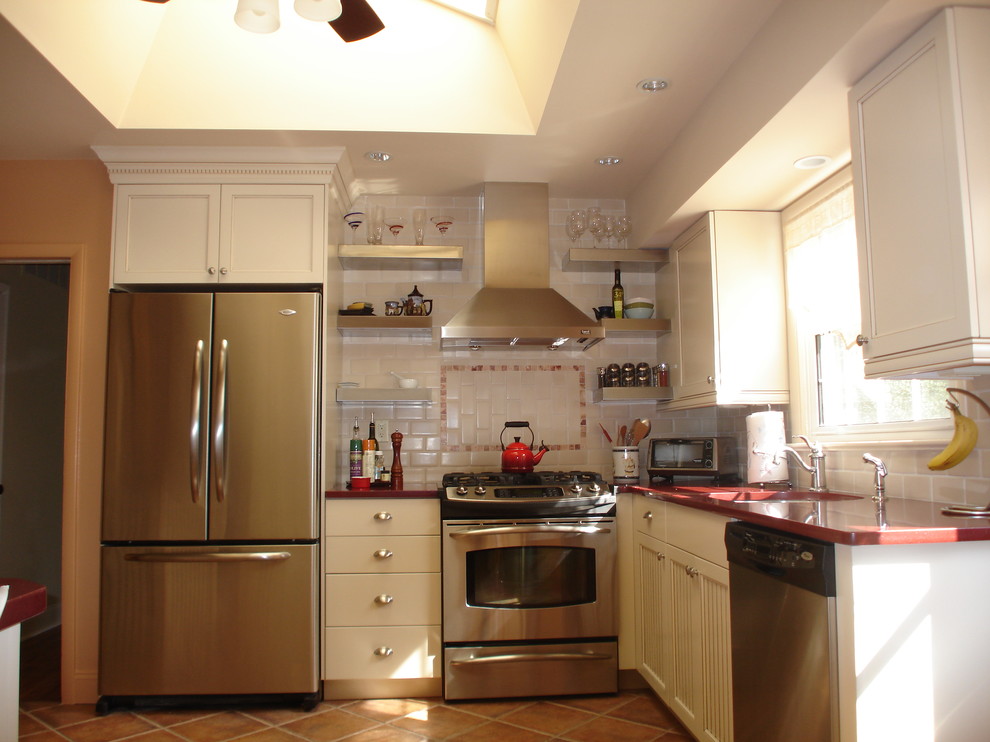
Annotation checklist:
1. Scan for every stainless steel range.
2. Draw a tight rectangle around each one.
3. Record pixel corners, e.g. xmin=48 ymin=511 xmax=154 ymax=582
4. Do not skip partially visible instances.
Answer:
xmin=440 ymin=470 xmax=618 ymax=701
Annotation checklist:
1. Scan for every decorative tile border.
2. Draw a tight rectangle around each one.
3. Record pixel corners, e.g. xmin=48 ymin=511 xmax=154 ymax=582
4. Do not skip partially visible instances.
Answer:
xmin=440 ymin=364 xmax=587 ymax=451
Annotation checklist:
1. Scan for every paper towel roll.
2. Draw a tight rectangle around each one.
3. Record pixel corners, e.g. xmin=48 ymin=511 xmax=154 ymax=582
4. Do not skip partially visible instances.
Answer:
xmin=746 ymin=411 xmax=789 ymax=483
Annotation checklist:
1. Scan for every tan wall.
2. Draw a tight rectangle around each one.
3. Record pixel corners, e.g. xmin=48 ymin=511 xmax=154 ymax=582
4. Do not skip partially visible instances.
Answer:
xmin=0 ymin=160 xmax=112 ymax=703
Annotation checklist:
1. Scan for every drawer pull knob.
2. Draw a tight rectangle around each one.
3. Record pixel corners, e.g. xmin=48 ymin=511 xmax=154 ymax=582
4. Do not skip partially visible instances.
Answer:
xmin=374 ymin=594 xmax=394 ymax=605
xmin=643 ymin=511 xmax=653 ymax=521
xmin=373 ymin=511 xmax=393 ymax=521
xmin=658 ymin=553 xmax=665 ymax=562
xmin=685 ymin=566 xmax=699 ymax=577
xmin=373 ymin=646 xmax=394 ymax=657
xmin=373 ymin=549 xmax=394 ymax=559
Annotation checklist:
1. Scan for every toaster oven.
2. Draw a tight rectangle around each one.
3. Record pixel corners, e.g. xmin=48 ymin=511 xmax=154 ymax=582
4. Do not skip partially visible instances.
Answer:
xmin=647 ymin=437 xmax=738 ymax=481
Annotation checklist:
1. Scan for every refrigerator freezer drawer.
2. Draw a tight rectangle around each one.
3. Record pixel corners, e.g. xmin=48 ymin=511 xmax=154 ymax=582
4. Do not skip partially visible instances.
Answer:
xmin=99 ymin=544 xmax=318 ymax=697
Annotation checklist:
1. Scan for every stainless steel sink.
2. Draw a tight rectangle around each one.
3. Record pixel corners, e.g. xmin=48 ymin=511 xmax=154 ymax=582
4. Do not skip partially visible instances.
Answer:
xmin=667 ymin=486 xmax=861 ymax=503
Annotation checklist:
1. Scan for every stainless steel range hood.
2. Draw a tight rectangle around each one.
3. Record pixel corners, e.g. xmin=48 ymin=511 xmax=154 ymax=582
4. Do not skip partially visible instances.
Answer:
xmin=441 ymin=182 xmax=604 ymax=351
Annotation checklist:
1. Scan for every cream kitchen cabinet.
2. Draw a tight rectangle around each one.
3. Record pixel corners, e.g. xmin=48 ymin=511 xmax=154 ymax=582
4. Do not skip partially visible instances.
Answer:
xmin=849 ymin=7 xmax=990 ymax=378
xmin=633 ymin=496 xmax=733 ymax=742
xmin=323 ymin=498 xmax=441 ymax=698
xmin=111 ymin=183 xmax=326 ymax=285
xmin=657 ymin=211 xmax=788 ymax=410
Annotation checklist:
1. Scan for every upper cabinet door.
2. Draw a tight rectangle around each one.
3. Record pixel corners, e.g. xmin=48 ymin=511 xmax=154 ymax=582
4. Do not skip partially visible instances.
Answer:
xmin=658 ymin=211 xmax=788 ymax=410
xmin=850 ymin=7 xmax=990 ymax=377
xmin=112 ymin=184 xmax=222 ymax=285
xmin=111 ymin=183 xmax=327 ymax=286
xmin=220 ymin=184 xmax=326 ymax=284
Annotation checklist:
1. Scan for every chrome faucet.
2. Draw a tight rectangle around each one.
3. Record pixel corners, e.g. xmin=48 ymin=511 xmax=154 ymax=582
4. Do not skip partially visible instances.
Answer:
xmin=863 ymin=453 xmax=887 ymax=502
xmin=778 ymin=435 xmax=828 ymax=492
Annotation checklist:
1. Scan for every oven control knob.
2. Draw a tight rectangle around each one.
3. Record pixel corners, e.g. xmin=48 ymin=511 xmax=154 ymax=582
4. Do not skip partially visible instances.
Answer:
xmin=569 ymin=484 xmax=583 ymax=495
xmin=588 ymin=482 xmax=602 ymax=493
xmin=455 ymin=486 xmax=468 ymax=496
xmin=474 ymin=486 xmax=487 ymax=496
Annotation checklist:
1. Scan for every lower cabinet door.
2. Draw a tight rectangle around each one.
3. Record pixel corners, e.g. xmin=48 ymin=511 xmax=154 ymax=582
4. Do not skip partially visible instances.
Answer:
xmin=324 ymin=626 xmax=441 ymax=680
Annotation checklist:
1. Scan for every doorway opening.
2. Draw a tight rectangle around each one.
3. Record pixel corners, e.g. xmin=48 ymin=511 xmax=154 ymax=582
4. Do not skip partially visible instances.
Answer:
xmin=0 ymin=261 xmax=69 ymax=702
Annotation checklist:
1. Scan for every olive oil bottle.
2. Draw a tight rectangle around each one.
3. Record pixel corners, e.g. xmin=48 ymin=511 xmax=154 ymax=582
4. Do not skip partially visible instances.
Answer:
xmin=612 ymin=268 xmax=624 ymax=319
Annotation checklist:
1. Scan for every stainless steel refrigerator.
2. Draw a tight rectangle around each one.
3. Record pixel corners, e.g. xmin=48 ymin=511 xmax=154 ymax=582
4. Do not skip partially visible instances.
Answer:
xmin=98 ymin=292 xmax=321 ymax=712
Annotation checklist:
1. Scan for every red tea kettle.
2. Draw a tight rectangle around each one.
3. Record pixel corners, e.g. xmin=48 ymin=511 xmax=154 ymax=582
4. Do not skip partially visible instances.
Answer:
xmin=500 ymin=421 xmax=549 ymax=473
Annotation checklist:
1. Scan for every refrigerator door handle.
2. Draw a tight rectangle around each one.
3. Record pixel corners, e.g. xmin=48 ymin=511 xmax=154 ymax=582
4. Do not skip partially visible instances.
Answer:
xmin=190 ymin=339 xmax=206 ymax=503
xmin=123 ymin=551 xmax=292 ymax=563
xmin=213 ymin=338 xmax=229 ymax=502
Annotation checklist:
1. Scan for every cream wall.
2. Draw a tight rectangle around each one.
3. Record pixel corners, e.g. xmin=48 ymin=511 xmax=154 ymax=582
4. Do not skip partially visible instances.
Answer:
xmin=0 ymin=160 xmax=112 ymax=704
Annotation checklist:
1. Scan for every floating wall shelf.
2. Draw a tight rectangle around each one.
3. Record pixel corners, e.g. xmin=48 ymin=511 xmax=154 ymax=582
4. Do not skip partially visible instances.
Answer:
xmin=565 ymin=247 xmax=670 ymax=271
xmin=335 ymin=244 xmax=463 ymax=270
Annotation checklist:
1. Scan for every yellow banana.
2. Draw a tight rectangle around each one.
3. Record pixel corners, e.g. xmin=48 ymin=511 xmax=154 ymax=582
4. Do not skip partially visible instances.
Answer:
xmin=928 ymin=402 xmax=979 ymax=470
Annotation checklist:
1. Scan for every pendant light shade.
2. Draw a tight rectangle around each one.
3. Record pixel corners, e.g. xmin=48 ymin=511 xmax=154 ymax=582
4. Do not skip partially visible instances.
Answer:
xmin=294 ymin=0 xmax=343 ymax=22
xmin=234 ymin=0 xmax=280 ymax=33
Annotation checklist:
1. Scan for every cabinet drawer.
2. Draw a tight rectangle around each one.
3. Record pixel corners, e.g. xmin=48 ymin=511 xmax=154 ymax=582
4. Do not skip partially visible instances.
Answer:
xmin=324 ymin=626 xmax=441 ymax=680
xmin=325 ymin=535 xmax=440 ymax=574
xmin=633 ymin=496 xmax=666 ymax=539
xmin=326 ymin=499 xmax=439 ymax=536
xmin=666 ymin=506 xmax=730 ymax=567
xmin=325 ymin=573 xmax=440 ymax=627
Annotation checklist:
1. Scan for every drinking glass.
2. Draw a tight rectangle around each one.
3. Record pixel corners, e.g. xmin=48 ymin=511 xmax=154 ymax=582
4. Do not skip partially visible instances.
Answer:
xmin=586 ymin=207 xmax=604 ymax=246
xmin=412 ymin=208 xmax=427 ymax=245
xmin=565 ymin=210 xmax=587 ymax=242
xmin=386 ymin=215 xmax=406 ymax=241
xmin=615 ymin=216 xmax=632 ymax=245
xmin=431 ymin=215 xmax=454 ymax=239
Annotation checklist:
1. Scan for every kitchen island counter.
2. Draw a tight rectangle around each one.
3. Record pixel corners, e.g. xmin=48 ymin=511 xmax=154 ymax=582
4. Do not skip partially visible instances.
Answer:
xmin=627 ymin=483 xmax=990 ymax=546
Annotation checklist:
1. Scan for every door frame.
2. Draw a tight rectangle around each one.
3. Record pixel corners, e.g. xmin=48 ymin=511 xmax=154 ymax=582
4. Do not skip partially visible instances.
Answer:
xmin=0 ymin=243 xmax=102 ymax=703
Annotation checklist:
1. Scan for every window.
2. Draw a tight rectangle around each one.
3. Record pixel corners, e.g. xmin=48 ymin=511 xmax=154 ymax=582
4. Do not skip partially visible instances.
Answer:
xmin=783 ymin=168 xmax=951 ymax=443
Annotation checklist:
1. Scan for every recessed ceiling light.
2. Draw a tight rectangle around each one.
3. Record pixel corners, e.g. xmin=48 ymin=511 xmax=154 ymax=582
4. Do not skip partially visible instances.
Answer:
xmin=365 ymin=151 xmax=391 ymax=163
xmin=794 ymin=155 xmax=831 ymax=170
xmin=637 ymin=78 xmax=669 ymax=92
xmin=598 ymin=156 xmax=622 ymax=166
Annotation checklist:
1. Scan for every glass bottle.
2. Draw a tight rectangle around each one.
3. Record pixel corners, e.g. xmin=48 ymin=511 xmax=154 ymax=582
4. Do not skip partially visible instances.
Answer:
xmin=612 ymin=269 xmax=624 ymax=319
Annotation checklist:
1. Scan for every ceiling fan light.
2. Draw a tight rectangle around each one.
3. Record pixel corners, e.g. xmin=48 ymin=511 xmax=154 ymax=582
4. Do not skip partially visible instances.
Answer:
xmin=234 ymin=0 xmax=280 ymax=33
xmin=294 ymin=0 xmax=343 ymax=22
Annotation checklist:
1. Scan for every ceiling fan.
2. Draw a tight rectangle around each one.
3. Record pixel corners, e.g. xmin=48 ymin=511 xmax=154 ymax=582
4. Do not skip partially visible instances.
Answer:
xmin=139 ymin=0 xmax=385 ymax=42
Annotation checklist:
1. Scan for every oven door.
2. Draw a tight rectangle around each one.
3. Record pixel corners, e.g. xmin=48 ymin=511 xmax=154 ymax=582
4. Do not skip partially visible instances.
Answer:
xmin=442 ymin=517 xmax=616 ymax=643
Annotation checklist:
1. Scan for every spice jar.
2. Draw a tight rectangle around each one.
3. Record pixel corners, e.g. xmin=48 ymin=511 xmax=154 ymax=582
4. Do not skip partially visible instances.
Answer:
xmin=605 ymin=364 xmax=621 ymax=388
xmin=635 ymin=362 xmax=652 ymax=387
xmin=620 ymin=363 xmax=636 ymax=388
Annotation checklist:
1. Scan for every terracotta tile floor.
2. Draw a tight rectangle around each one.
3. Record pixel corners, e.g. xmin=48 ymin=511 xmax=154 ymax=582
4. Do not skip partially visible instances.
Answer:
xmin=19 ymin=691 xmax=693 ymax=742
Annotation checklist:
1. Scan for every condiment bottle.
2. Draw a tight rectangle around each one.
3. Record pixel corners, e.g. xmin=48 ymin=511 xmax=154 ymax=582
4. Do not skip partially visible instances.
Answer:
xmin=612 ymin=269 xmax=624 ymax=319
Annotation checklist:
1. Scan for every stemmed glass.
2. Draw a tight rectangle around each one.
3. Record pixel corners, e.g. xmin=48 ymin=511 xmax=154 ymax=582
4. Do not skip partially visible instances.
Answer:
xmin=431 ymin=215 xmax=454 ymax=239
xmin=615 ymin=216 xmax=632 ymax=246
xmin=386 ymin=215 xmax=406 ymax=242
xmin=344 ymin=211 xmax=365 ymax=243
xmin=586 ymin=207 xmax=605 ymax=246
xmin=565 ymin=210 xmax=587 ymax=242
xmin=603 ymin=216 xmax=616 ymax=247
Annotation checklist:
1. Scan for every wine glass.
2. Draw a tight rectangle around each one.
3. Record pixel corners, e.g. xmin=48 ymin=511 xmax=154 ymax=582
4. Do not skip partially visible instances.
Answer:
xmin=586 ymin=207 xmax=604 ymax=246
xmin=386 ymin=215 xmax=406 ymax=241
xmin=431 ymin=215 xmax=454 ymax=238
xmin=565 ymin=210 xmax=586 ymax=242
xmin=615 ymin=215 xmax=632 ymax=246
xmin=603 ymin=216 xmax=616 ymax=247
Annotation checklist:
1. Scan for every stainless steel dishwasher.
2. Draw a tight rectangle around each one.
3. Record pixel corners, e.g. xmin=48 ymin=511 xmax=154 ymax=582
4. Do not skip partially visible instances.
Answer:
xmin=725 ymin=521 xmax=839 ymax=742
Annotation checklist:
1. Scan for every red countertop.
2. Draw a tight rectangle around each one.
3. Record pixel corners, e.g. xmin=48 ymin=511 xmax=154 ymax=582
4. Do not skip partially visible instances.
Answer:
xmin=628 ymin=484 xmax=990 ymax=546
xmin=0 ymin=578 xmax=47 ymax=632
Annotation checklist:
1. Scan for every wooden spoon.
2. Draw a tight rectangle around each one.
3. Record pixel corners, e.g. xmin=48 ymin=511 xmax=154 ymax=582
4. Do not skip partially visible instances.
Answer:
xmin=630 ymin=418 xmax=651 ymax=446
xmin=617 ymin=425 xmax=627 ymax=447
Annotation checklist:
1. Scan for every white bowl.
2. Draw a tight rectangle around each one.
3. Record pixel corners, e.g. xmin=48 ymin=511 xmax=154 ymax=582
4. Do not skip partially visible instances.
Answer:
xmin=398 ymin=378 xmax=419 ymax=389
xmin=625 ymin=307 xmax=655 ymax=319
xmin=627 ymin=297 xmax=653 ymax=305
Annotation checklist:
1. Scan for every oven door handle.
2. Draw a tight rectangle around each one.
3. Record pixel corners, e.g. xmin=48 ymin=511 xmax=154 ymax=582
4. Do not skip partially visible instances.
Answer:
xmin=450 ymin=652 xmax=614 ymax=666
xmin=448 ymin=525 xmax=611 ymax=538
